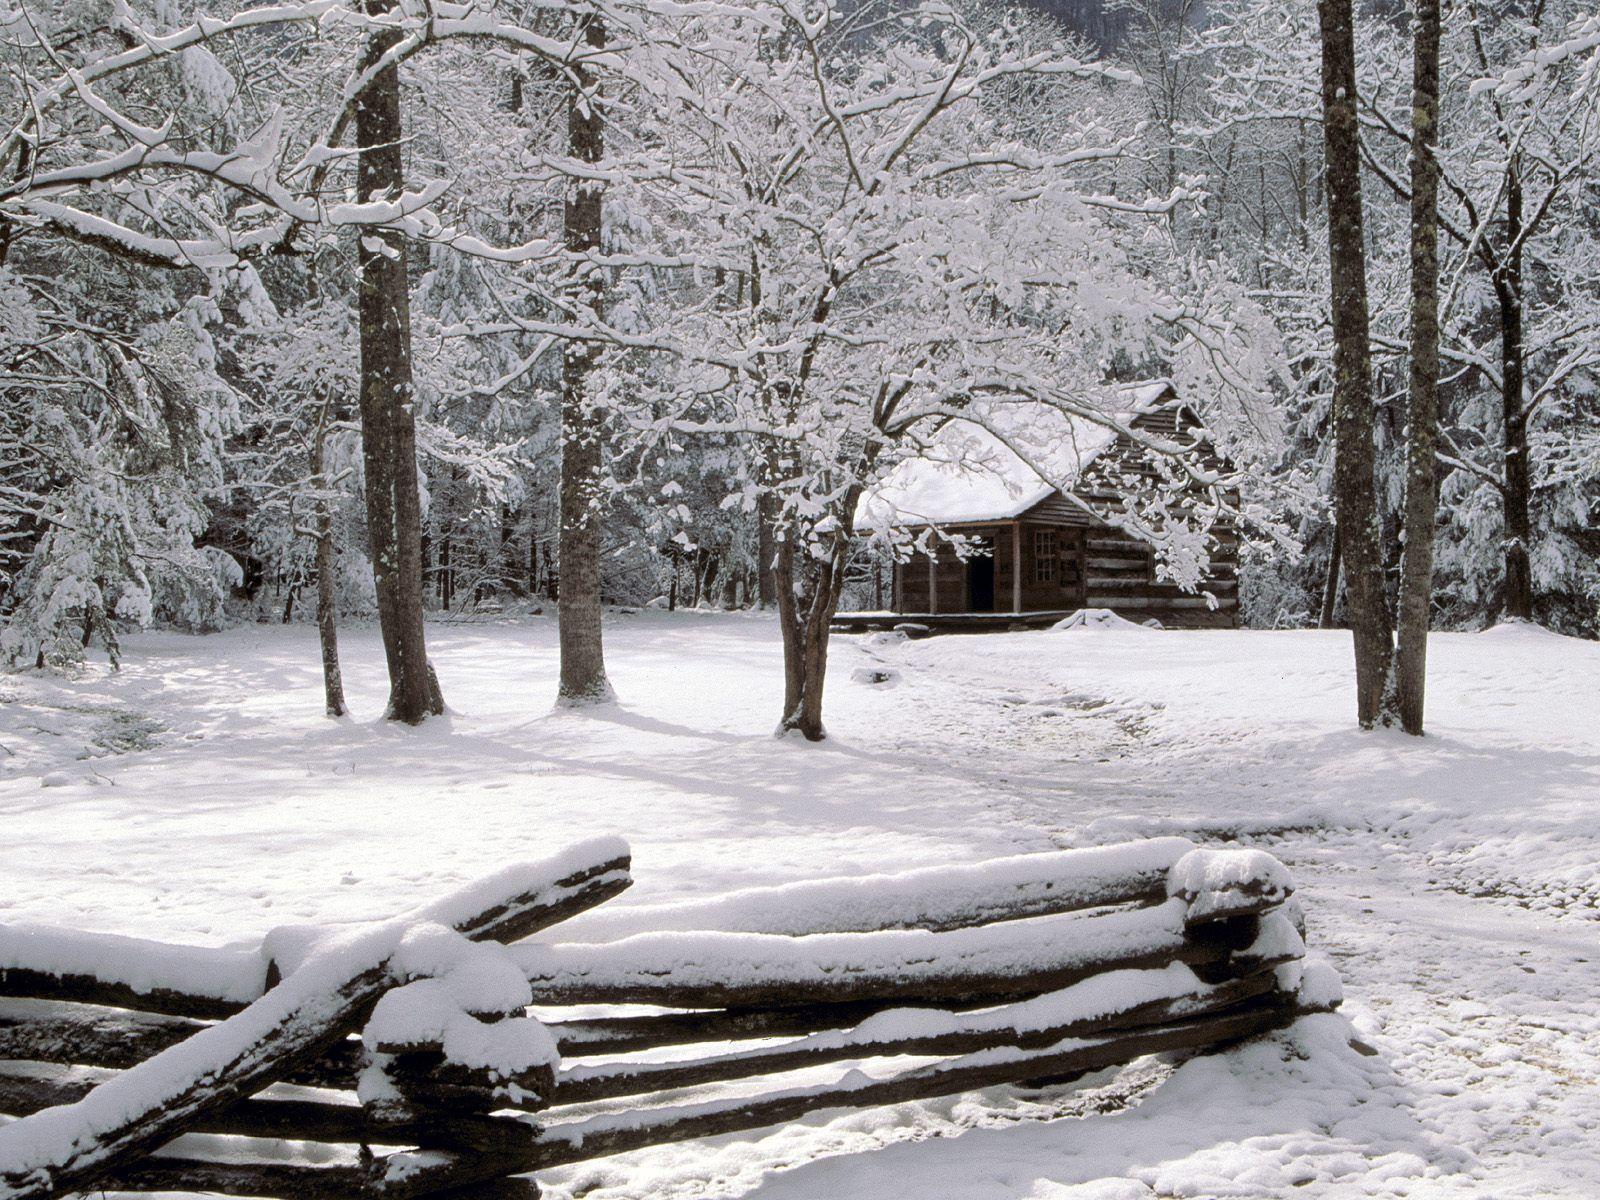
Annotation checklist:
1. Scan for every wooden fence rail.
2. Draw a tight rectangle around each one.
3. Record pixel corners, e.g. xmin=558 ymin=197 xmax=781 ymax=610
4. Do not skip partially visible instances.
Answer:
xmin=0 ymin=837 xmax=1339 ymax=1200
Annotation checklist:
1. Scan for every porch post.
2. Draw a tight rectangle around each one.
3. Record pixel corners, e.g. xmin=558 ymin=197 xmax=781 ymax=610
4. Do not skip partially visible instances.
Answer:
xmin=927 ymin=550 xmax=938 ymax=615
xmin=1011 ymin=521 xmax=1023 ymax=614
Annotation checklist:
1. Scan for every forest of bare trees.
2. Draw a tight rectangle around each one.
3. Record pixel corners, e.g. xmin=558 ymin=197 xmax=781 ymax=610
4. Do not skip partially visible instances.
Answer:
xmin=1 ymin=0 xmax=1596 ymax=736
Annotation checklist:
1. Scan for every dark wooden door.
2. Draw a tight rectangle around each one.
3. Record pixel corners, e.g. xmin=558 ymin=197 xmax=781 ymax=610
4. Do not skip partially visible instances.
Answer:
xmin=966 ymin=543 xmax=996 ymax=612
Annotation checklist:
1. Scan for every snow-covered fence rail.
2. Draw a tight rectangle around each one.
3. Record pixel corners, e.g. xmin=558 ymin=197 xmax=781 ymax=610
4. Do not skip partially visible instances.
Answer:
xmin=0 ymin=838 xmax=1336 ymax=1200
xmin=0 ymin=840 xmax=632 ymax=1200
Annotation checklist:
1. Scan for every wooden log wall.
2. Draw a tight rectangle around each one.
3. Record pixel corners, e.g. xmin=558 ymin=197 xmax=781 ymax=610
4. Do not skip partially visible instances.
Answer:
xmin=1067 ymin=405 xmax=1241 ymax=628
xmin=0 ymin=841 xmax=1334 ymax=1200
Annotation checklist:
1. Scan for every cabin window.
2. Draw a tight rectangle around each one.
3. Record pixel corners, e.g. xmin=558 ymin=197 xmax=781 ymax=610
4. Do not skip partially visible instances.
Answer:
xmin=1033 ymin=529 xmax=1057 ymax=583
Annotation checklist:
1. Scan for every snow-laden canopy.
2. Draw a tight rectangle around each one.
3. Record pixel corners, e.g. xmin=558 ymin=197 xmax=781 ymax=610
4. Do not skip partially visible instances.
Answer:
xmin=854 ymin=382 xmax=1175 ymax=531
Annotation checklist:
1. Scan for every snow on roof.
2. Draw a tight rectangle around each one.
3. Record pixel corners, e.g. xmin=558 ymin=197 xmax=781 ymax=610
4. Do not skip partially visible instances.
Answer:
xmin=855 ymin=381 xmax=1175 ymax=531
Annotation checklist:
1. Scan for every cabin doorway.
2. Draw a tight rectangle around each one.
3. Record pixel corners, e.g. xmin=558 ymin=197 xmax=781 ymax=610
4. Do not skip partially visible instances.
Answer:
xmin=966 ymin=543 xmax=995 ymax=612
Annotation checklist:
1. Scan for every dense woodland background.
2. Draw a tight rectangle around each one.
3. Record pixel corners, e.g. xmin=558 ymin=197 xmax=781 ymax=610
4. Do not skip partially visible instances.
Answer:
xmin=1 ymin=0 xmax=1596 ymax=689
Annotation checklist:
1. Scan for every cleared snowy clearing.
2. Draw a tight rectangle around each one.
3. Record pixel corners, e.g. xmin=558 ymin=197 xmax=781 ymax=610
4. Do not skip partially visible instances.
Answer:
xmin=1 ymin=612 xmax=1597 ymax=1198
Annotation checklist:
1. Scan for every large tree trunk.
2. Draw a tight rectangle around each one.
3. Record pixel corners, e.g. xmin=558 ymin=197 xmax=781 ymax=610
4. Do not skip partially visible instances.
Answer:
xmin=1317 ymin=0 xmax=1395 ymax=728
xmin=773 ymin=526 xmax=849 ymax=742
xmin=1495 ymin=167 xmax=1533 ymax=621
xmin=354 ymin=0 xmax=442 ymax=724
xmin=556 ymin=12 xmax=613 ymax=706
xmin=1395 ymin=0 xmax=1440 ymax=736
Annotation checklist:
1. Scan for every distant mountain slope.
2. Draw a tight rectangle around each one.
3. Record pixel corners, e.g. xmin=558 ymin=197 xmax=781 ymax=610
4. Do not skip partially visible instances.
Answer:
xmin=1015 ymin=0 xmax=1134 ymax=52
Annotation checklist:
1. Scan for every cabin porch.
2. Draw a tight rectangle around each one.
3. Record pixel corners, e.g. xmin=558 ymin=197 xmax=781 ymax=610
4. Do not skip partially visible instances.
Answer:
xmin=888 ymin=519 xmax=1088 ymax=616
xmin=829 ymin=609 xmax=1082 ymax=635
xmin=834 ymin=515 xmax=1239 ymax=633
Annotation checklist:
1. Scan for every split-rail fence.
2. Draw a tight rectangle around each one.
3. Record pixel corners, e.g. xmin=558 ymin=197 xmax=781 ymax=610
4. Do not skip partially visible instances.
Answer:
xmin=0 ymin=835 xmax=1338 ymax=1199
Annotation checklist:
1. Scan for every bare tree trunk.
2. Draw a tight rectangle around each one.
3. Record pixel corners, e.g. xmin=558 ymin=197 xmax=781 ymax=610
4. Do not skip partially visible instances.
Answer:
xmin=439 ymin=533 xmax=453 ymax=612
xmin=1317 ymin=0 xmax=1395 ymax=728
xmin=1395 ymin=0 xmax=1440 ymax=736
xmin=701 ymin=554 xmax=721 ymax=609
xmin=757 ymin=494 xmax=777 ymax=609
xmin=773 ymin=526 xmax=850 ymax=742
xmin=315 ymin=523 xmax=347 ymax=718
xmin=309 ymin=420 xmax=348 ymax=718
xmin=1318 ymin=528 xmax=1342 ymax=629
xmin=354 ymin=0 xmax=442 ymax=724
xmin=556 ymin=11 xmax=613 ymax=706
xmin=499 ymin=503 xmax=515 ymax=593
xmin=528 ymin=519 xmax=539 ymax=597
xmin=1495 ymin=167 xmax=1534 ymax=621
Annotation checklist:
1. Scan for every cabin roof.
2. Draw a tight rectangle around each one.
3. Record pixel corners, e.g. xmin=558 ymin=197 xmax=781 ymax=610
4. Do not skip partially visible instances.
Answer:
xmin=854 ymin=381 xmax=1175 ymax=531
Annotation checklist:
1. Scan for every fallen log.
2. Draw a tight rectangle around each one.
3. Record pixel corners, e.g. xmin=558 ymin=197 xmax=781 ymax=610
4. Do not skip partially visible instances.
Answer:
xmin=545 ymin=964 xmax=1284 ymax=1107
xmin=0 ymin=962 xmax=1288 ymax=1119
xmin=365 ymin=997 xmax=1309 ymax=1200
xmin=545 ymin=1000 xmax=905 ymax=1055
xmin=0 ymin=838 xmax=629 ymax=1200
xmin=380 ymin=1052 xmax=554 ymax=1114
xmin=538 ymin=916 xmax=1297 ymax=1056
xmin=536 ymin=1000 xmax=1305 ymax=1168
xmin=0 ymin=928 xmax=266 ymax=1021
xmin=1 ymin=1064 xmax=546 ymax=1170
xmin=75 ymin=984 xmax=1323 ymax=1200
xmin=0 ymin=843 xmax=631 ymax=1022
xmin=0 ymin=1000 xmax=356 ymax=1090
xmin=111 ymin=1157 xmax=368 ymax=1199
xmin=515 ymin=903 xmax=1302 ymax=1009
xmin=0 ymin=1000 xmax=211 ymax=1073
xmin=558 ymin=838 xmax=1195 ymax=943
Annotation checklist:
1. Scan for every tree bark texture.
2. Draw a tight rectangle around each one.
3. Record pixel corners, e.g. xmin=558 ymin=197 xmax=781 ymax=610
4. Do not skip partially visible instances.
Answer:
xmin=1495 ymin=169 xmax=1534 ymax=621
xmin=310 ymin=423 xmax=348 ymax=719
xmin=1317 ymin=0 xmax=1395 ymax=727
xmin=355 ymin=0 xmax=442 ymax=724
xmin=556 ymin=12 xmax=613 ymax=706
xmin=438 ymin=533 xmax=453 ymax=611
xmin=1317 ymin=527 xmax=1341 ymax=629
xmin=756 ymin=493 xmax=777 ymax=608
xmin=1395 ymin=0 xmax=1440 ymax=735
xmin=773 ymin=526 xmax=850 ymax=742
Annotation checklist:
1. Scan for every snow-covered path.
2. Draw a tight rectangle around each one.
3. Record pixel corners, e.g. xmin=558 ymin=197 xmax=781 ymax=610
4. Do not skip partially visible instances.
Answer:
xmin=828 ymin=622 xmax=1600 ymax=1198
xmin=1 ymin=613 xmax=1597 ymax=1197
xmin=1294 ymin=834 xmax=1600 ymax=1198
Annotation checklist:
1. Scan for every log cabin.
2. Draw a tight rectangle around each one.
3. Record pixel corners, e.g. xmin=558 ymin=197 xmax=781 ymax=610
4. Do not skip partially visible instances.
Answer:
xmin=849 ymin=382 xmax=1239 ymax=630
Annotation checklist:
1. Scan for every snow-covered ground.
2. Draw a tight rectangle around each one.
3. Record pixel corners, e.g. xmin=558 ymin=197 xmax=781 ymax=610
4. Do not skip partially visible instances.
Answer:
xmin=2 ymin=612 xmax=1597 ymax=1198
